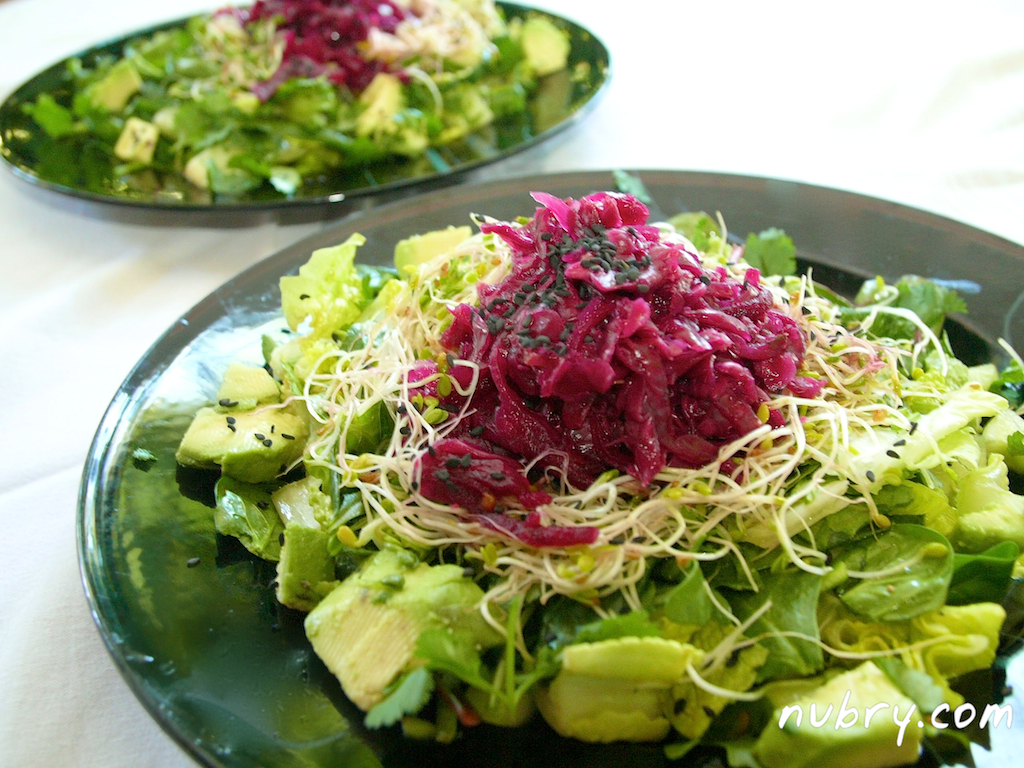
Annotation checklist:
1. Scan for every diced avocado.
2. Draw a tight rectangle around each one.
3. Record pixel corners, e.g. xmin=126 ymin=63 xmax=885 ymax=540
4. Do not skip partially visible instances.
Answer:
xmin=535 ymin=674 xmax=672 ymax=743
xmin=356 ymin=73 xmax=403 ymax=137
xmin=272 ymin=475 xmax=333 ymax=529
xmin=216 ymin=362 xmax=282 ymax=412
xmin=464 ymin=686 xmax=536 ymax=728
xmin=753 ymin=661 xmax=923 ymax=768
xmin=394 ymin=226 xmax=472 ymax=275
xmin=152 ymin=106 xmax=178 ymax=138
xmin=982 ymin=408 xmax=1024 ymax=474
xmin=561 ymin=636 xmax=700 ymax=683
xmin=175 ymin=403 xmax=309 ymax=483
xmin=304 ymin=549 xmax=501 ymax=710
xmin=276 ymin=522 xmax=338 ymax=611
xmin=183 ymin=146 xmax=235 ymax=189
xmin=86 ymin=59 xmax=142 ymax=111
xmin=519 ymin=16 xmax=570 ymax=77
xmin=535 ymin=637 xmax=702 ymax=742
xmin=113 ymin=117 xmax=159 ymax=163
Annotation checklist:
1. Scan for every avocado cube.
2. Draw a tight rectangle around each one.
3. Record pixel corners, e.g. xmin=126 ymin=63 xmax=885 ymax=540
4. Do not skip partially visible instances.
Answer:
xmin=113 ymin=117 xmax=159 ymax=163
xmin=276 ymin=523 xmax=337 ymax=611
xmin=753 ymin=661 xmax=923 ymax=768
xmin=175 ymin=404 xmax=309 ymax=483
xmin=304 ymin=549 xmax=500 ymax=711
xmin=87 ymin=59 xmax=142 ymax=111
xmin=216 ymin=363 xmax=283 ymax=411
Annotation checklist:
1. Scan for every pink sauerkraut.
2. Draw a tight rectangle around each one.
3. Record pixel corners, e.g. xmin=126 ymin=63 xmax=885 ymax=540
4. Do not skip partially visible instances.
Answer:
xmin=414 ymin=192 xmax=820 ymax=542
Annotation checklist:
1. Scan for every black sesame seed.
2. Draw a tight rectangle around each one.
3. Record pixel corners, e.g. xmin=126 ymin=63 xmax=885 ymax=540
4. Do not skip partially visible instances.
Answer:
xmin=257 ymin=500 xmax=269 ymax=510
xmin=434 ymin=469 xmax=450 ymax=481
xmin=866 ymin=470 xmax=876 ymax=482
xmin=254 ymin=433 xmax=265 ymax=440
xmin=540 ymin=232 xmax=553 ymax=241
xmin=219 ymin=399 xmax=238 ymax=408
xmin=886 ymin=449 xmax=900 ymax=459
xmin=400 ymin=426 xmax=412 ymax=436
xmin=427 ymin=445 xmax=436 ymax=457
xmin=460 ymin=453 xmax=472 ymax=467
xmin=490 ymin=472 xmax=506 ymax=481
xmin=909 ymin=421 xmax=919 ymax=435
xmin=299 ymin=293 xmax=310 ymax=300
xmin=263 ymin=439 xmax=273 ymax=448
xmin=469 ymin=425 xmax=485 ymax=436
xmin=446 ymin=457 xmax=461 ymax=469
xmin=698 ymin=274 xmax=712 ymax=286
xmin=893 ymin=439 xmax=906 ymax=447
xmin=226 ymin=416 xmax=236 ymax=424
xmin=227 ymin=424 xmax=237 ymax=433
xmin=281 ymin=433 xmax=295 ymax=440
xmin=411 ymin=481 xmax=419 ymax=490
xmin=703 ymin=706 xmax=716 ymax=719
xmin=584 ymin=335 xmax=595 ymax=344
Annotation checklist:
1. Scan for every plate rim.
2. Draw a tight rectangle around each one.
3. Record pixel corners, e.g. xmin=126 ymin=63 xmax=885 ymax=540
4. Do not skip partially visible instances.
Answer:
xmin=78 ymin=168 xmax=1024 ymax=767
xmin=0 ymin=2 xmax=611 ymax=213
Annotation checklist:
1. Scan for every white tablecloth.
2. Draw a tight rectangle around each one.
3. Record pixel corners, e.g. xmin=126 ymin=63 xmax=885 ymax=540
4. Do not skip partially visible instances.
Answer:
xmin=2 ymin=0 xmax=1024 ymax=765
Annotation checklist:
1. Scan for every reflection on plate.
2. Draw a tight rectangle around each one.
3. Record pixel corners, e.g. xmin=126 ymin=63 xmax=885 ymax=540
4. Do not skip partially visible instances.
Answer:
xmin=78 ymin=171 xmax=1024 ymax=768
xmin=0 ymin=3 xmax=608 ymax=212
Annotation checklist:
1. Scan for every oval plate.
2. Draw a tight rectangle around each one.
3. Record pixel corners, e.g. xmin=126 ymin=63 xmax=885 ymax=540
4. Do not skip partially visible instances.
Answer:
xmin=0 ymin=4 xmax=608 ymax=212
xmin=79 ymin=171 xmax=1024 ymax=767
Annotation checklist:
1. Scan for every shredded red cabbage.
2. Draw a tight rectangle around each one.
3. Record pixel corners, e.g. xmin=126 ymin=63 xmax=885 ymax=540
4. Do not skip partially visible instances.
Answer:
xmin=412 ymin=191 xmax=820 ymax=546
xmin=245 ymin=0 xmax=407 ymax=97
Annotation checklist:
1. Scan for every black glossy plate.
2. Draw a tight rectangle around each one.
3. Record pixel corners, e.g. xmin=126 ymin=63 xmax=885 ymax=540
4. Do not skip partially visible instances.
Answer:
xmin=0 ymin=3 xmax=608 ymax=212
xmin=79 ymin=171 xmax=1024 ymax=768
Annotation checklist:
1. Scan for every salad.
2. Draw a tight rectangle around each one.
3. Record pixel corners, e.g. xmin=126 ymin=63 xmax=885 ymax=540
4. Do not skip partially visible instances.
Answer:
xmin=21 ymin=0 xmax=571 ymax=201
xmin=175 ymin=188 xmax=1024 ymax=766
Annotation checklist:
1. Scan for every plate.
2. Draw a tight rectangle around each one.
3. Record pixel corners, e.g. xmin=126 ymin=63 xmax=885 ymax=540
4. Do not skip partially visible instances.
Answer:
xmin=0 ymin=3 xmax=608 ymax=212
xmin=79 ymin=170 xmax=1024 ymax=768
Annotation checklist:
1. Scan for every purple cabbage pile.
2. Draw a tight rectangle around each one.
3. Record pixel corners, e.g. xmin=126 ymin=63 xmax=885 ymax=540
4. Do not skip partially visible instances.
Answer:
xmin=245 ymin=0 xmax=407 ymax=96
xmin=413 ymin=192 xmax=820 ymax=547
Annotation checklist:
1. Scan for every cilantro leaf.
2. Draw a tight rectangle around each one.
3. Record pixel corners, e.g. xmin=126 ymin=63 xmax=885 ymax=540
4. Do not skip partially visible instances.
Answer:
xmin=612 ymin=169 xmax=652 ymax=204
xmin=742 ymin=228 xmax=796 ymax=276
xmin=23 ymin=94 xmax=76 ymax=138
xmin=363 ymin=667 xmax=434 ymax=729
xmin=415 ymin=627 xmax=493 ymax=691
xmin=1007 ymin=430 xmax=1024 ymax=457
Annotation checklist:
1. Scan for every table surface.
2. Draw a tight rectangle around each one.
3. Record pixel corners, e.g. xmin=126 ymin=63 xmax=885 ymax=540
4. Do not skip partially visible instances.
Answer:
xmin=3 ymin=0 xmax=1024 ymax=765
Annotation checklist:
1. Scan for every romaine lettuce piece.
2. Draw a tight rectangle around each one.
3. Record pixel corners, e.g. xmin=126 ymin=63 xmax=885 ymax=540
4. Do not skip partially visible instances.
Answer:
xmin=953 ymin=454 xmax=1024 ymax=551
xmin=280 ymin=234 xmax=368 ymax=338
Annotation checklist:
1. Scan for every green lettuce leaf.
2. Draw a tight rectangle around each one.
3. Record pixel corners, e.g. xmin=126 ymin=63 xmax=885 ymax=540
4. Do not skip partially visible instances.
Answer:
xmin=214 ymin=476 xmax=285 ymax=561
xmin=834 ymin=524 xmax=954 ymax=621
xmin=728 ymin=570 xmax=824 ymax=683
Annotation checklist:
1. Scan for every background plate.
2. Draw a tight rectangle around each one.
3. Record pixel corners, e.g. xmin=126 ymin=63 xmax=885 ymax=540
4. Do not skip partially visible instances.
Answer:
xmin=0 ymin=3 xmax=608 ymax=213
xmin=79 ymin=170 xmax=1024 ymax=768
